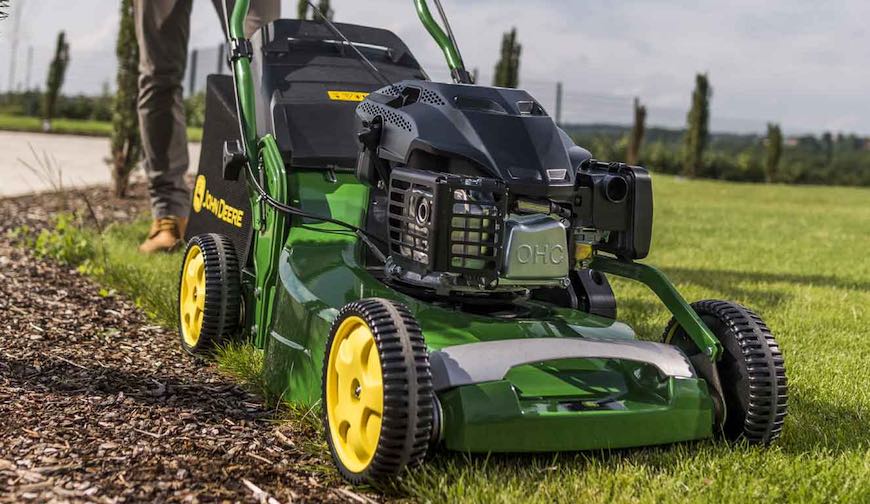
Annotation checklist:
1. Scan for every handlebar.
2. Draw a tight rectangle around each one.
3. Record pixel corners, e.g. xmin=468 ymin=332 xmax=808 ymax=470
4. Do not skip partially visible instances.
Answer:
xmin=228 ymin=0 xmax=249 ymax=40
xmin=414 ymin=0 xmax=472 ymax=83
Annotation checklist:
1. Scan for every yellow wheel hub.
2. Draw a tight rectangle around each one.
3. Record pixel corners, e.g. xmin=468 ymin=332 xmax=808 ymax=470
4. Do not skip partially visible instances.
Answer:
xmin=326 ymin=316 xmax=384 ymax=473
xmin=180 ymin=244 xmax=206 ymax=348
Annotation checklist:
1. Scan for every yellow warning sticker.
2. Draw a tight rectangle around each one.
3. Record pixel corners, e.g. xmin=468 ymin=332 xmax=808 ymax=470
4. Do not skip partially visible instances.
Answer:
xmin=328 ymin=91 xmax=369 ymax=102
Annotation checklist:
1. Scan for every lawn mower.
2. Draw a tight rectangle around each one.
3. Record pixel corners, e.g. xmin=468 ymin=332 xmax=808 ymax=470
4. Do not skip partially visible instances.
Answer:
xmin=178 ymin=0 xmax=788 ymax=484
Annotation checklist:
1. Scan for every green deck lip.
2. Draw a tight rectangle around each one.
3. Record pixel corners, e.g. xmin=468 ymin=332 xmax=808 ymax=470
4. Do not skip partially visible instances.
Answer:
xmin=438 ymin=378 xmax=714 ymax=452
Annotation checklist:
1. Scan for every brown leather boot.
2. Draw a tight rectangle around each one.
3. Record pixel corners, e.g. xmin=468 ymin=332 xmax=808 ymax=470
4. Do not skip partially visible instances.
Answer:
xmin=139 ymin=216 xmax=188 ymax=254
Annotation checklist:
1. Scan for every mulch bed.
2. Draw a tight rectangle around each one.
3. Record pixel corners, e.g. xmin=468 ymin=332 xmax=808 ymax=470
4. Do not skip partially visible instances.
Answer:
xmin=0 ymin=186 xmax=371 ymax=503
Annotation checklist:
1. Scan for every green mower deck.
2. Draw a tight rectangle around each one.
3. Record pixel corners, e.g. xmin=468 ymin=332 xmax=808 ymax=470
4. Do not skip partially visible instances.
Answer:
xmin=259 ymin=171 xmax=715 ymax=452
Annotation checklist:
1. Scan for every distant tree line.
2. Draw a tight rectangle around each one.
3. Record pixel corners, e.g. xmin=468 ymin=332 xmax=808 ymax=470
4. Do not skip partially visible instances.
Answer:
xmin=568 ymin=71 xmax=870 ymax=187
xmin=569 ymin=124 xmax=870 ymax=187
xmin=1 ymin=90 xmax=108 ymax=120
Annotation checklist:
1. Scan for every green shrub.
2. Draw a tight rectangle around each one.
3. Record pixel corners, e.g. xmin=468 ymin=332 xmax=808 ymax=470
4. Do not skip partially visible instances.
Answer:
xmin=33 ymin=214 xmax=95 ymax=264
xmin=184 ymin=92 xmax=206 ymax=128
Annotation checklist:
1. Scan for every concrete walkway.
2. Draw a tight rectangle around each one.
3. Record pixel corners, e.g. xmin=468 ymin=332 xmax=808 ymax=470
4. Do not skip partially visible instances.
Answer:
xmin=0 ymin=131 xmax=200 ymax=197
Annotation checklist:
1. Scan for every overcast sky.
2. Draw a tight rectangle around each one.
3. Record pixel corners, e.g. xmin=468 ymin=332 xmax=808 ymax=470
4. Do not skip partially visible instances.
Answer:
xmin=2 ymin=0 xmax=870 ymax=135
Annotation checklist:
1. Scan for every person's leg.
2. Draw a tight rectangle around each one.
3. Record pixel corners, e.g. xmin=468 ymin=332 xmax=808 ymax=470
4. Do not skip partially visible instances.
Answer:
xmin=134 ymin=0 xmax=193 ymax=251
xmin=135 ymin=0 xmax=193 ymax=252
xmin=210 ymin=0 xmax=280 ymax=38
xmin=245 ymin=0 xmax=280 ymax=38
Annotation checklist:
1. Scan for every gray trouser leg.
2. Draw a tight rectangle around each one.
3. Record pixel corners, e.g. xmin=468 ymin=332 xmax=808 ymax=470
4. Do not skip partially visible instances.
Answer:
xmin=212 ymin=0 xmax=281 ymax=38
xmin=135 ymin=0 xmax=193 ymax=219
xmin=135 ymin=0 xmax=280 ymax=219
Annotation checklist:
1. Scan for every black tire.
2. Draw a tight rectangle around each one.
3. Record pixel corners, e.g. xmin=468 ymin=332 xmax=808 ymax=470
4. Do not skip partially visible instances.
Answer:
xmin=664 ymin=300 xmax=788 ymax=444
xmin=177 ymin=233 xmax=241 ymax=356
xmin=322 ymin=298 xmax=433 ymax=485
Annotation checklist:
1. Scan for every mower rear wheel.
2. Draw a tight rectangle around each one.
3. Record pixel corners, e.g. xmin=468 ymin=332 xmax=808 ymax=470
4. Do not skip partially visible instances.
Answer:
xmin=177 ymin=233 xmax=241 ymax=356
xmin=322 ymin=299 xmax=433 ymax=485
xmin=664 ymin=300 xmax=788 ymax=444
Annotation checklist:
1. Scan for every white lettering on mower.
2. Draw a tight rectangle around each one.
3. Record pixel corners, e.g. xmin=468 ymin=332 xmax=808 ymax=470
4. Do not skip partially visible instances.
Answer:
xmin=516 ymin=244 xmax=566 ymax=265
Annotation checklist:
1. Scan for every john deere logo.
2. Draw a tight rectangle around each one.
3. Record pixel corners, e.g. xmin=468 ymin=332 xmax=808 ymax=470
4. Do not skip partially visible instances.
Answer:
xmin=191 ymin=174 xmax=244 ymax=228
xmin=193 ymin=175 xmax=206 ymax=213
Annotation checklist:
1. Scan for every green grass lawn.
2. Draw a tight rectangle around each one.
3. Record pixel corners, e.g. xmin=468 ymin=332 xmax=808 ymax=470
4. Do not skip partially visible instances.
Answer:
xmin=0 ymin=114 xmax=203 ymax=142
xmin=22 ymin=175 xmax=870 ymax=502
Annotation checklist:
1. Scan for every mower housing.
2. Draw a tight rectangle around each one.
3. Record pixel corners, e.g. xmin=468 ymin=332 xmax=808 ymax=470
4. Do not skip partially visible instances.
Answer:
xmin=187 ymin=17 xmax=720 ymax=459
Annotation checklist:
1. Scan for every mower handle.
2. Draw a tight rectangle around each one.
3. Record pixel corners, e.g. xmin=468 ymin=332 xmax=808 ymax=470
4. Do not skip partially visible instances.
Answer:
xmin=414 ymin=0 xmax=472 ymax=83
xmin=220 ymin=0 xmax=258 ymax=168
xmin=227 ymin=0 xmax=248 ymax=40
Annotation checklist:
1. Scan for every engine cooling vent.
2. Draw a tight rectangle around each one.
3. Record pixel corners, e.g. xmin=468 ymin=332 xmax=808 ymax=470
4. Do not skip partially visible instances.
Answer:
xmin=420 ymin=88 xmax=446 ymax=106
xmin=387 ymin=168 xmax=505 ymax=277
xmin=388 ymin=176 xmax=434 ymax=266
xmin=449 ymin=186 xmax=500 ymax=271
xmin=358 ymin=101 xmax=413 ymax=132
xmin=380 ymin=84 xmax=405 ymax=97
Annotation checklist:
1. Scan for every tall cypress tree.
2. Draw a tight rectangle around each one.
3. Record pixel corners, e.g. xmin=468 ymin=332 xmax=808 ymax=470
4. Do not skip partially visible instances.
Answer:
xmin=764 ymin=123 xmax=783 ymax=183
xmin=317 ymin=0 xmax=333 ymax=20
xmin=298 ymin=0 xmax=333 ymax=21
xmin=43 ymin=32 xmax=70 ymax=131
xmin=627 ymin=97 xmax=647 ymax=165
xmin=821 ymin=131 xmax=834 ymax=164
xmin=109 ymin=0 xmax=142 ymax=197
xmin=682 ymin=73 xmax=711 ymax=177
xmin=493 ymin=28 xmax=521 ymax=88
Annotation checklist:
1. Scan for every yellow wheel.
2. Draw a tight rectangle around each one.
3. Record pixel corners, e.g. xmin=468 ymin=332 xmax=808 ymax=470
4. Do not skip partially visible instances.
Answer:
xmin=180 ymin=244 xmax=206 ymax=348
xmin=177 ymin=234 xmax=241 ymax=355
xmin=322 ymin=299 xmax=433 ymax=484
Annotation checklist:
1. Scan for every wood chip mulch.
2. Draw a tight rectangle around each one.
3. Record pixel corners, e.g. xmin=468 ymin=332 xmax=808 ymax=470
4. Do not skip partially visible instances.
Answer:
xmin=0 ymin=186 xmax=368 ymax=503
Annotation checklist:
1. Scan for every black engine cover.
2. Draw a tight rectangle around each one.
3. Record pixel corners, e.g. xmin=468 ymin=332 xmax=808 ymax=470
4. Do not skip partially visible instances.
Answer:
xmin=356 ymin=81 xmax=582 ymax=201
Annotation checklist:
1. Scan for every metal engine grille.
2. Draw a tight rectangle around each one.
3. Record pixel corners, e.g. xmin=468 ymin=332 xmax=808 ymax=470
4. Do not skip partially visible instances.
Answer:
xmin=388 ymin=176 xmax=434 ymax=266
xmin=449 ymin=187 xmax=500 ymax=271
xmin=387 ymin=168 xmax=505 ymax=276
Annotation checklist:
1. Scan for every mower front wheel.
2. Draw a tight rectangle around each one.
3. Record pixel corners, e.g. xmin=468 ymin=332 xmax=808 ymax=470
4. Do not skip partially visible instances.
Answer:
xmin=322 ymin=299 xmax=434 ymax=485
xmin=664 ymin=300 xmax=788 ymax=444
xmin=177 ymin=233 xmax=241 ymax=356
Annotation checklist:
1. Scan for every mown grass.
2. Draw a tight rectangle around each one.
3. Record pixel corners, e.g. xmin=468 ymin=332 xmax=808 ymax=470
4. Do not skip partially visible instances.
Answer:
xmin=0 ymin=113 xmax=203 ymax=142
xmin=19 ymin=175 xmax=870 ymax=502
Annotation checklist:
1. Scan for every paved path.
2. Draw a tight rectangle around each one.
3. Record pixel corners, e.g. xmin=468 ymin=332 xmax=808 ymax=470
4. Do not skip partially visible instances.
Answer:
xmin=0 ymin=131 xmax=200 ymax=197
